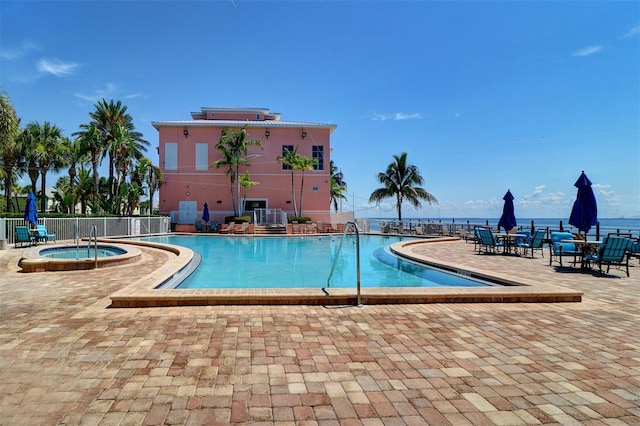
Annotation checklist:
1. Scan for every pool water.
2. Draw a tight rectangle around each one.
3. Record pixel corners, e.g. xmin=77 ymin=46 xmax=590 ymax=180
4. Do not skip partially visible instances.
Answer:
xmin=138 ymin=235 xmax=489 ymax=289
xmin=39 ymin=246 xmax=127 ymax=259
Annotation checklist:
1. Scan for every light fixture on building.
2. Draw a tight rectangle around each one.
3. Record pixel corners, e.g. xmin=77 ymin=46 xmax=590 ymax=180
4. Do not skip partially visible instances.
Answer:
xmin=301 ymin=130 xmax=307 ymax=139
xmin=183 ymin=129 xmax=189 ymax=138
xmin=265 ymin=129 xmax=270 ymax=139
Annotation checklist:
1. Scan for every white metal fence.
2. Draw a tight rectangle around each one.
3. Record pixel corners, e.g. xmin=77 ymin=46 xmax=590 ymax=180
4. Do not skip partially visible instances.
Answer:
xmin=1 ymin=216 xmax=170 ymax=246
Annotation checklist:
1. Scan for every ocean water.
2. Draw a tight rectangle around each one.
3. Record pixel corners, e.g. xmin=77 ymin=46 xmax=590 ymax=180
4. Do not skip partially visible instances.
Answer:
xmin=363 ymin=217 xmax=640 ymax=236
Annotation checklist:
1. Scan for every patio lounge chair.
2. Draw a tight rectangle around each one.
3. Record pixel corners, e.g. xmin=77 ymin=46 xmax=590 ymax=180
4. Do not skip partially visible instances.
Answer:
xmin=15 ymin=226 xmax=36 ymax=247
xmin=517 ymin=229 xmax=546 ymax=258
xmin=234 ymin=222 xmax=250 ymax=234
xmin=549 ymin=232 xmax=579 ymax=267
xmin=219 ymin=221 xmax=235 ymax=234
xmin=476 ymin=228 xmax=504 ymax=254
xmin=590 ymin=235 xmax=633 ymax=277
xmin=207 ymin=221 xmax=218 ymax=232
xmin=195 ymin=221 xmax=204 ymax=232
xmin=35 ymin=224 xmax=56 ymax=243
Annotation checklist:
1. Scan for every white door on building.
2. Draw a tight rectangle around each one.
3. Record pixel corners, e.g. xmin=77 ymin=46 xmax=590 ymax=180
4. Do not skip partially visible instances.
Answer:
xmin=178 ymin=200 xmax=197 ymax=224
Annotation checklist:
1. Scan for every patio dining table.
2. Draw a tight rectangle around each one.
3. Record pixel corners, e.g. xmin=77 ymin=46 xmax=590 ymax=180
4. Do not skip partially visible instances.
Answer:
xmin=494 ymin=233 xmax=525 ymax=255
xmin=561 ymin=239 xmax=602 ymax=269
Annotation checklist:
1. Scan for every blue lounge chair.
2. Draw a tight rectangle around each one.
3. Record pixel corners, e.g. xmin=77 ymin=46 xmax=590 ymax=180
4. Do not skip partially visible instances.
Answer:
xmin=549 ymin=232 xmax=579 ymax=267
xmin=35 ymin=224 xmax=56 ymax=243
xmin=208 ymin=221 xmax=218 ymax=233
xmin=476 ymin=228 xmax=504 ymax=253
xmin=590 ymin=235 xmax=633 ymax=277
xmin=15 ymin=226 xmax=36 ymax=247
xmin=195 ymin=221 xmax=204 ymax=232
xmin=517 ymin=229 xmax=546 ymax=258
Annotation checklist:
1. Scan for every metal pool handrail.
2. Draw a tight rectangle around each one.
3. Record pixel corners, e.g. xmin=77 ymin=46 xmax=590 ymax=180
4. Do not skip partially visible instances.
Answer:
xmin=324 ymin=221 xmax=363 ymax=307
xmin=88 ymin=223 xmax=98 ymax=269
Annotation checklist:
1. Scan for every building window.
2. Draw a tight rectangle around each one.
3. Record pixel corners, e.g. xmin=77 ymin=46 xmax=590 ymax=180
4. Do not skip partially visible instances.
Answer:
xmin=165 ymin=142 xmax=178 ymax=170
xmin=281 ymin=145 xmax=294 ymax=170
xmin=195 ymin=143 xmax=208 ymax=170
xmin=312 ymin=145 xmax=324 ymax=170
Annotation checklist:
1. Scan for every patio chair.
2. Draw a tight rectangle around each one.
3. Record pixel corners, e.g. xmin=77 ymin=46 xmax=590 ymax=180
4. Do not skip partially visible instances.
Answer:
xmin=629 ymin=238 xmax=640 ymax=264
xmin=234 ymin=222 xmax=250 ymax=234
xmin=207 ymin=221 xmax=218 ymax=233
xmin=15 ymin=226 xmax=36 ymax=247
xmin=473 ymin=227 xmax=483 ymax=251
xmin=591 ymin=235 xmax=633 ymax=277
xmin=549 ymin=232 xmax=579 ymax=267
xmin=476 ymin=228 xmax=504 ymax=253
xmin=219 ymin=221 xmax=235 ymax=234
xmin=517 ymin=229 xmax=545 ymax=258
xmin=195 ymin=221 xmax=204 ymax=232
xmin=35 ymin=224 xmax=56 ymax=243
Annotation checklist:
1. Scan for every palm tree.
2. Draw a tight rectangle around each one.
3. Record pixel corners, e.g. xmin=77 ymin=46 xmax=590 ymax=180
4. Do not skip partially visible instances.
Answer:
xmin=75 ymin=166 xmax=94 ymax=214
xmin=294 ymin=155 xmax=317 ymax=218
xmin=20 ymin=125 xmax=40 ymax=196
xmin=369 ymin=152 xmax=437 ymax=222
xmin=0 ymin=91 xmax=20 ymax=212
xmin=212 ymin=126 xmax=263 ymax=216
xmin=74 ymin=122 xmax=105 ymax=208
xmin=61 ymin=136 xmax=83 ymax=214
xmin=28 ymin=121 xmax=67 ymax=212
xmin=53 ymin=175 xmax=75 ymax=213
xmin=329 ymin=160 xmax=348 ymax=212
xmin=143 ymin=160 xmax=163 ymax=215
xmin=276 ymin=145 xmax=299 ymax=217
xmin=239 ymin=171 xmax=259 ymax=213
xmin=88 ymin=99 xmax=149 ymax=205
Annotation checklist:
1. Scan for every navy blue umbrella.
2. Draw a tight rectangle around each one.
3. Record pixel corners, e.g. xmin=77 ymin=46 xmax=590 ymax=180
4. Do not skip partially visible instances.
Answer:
xmin=569 ymin=171 xmax=597 ymax=234
xmin=202 ymin=202 xmax=210 ymax=223
xmin=497 ymin=189 xmax=517 ymax=232
xmin=23 ymin=191 xmax=38 ymax=225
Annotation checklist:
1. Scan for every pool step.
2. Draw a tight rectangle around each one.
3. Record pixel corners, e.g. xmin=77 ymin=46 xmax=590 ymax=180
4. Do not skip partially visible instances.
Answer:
xmin=254 ymin=225 xmax=287 ymax=235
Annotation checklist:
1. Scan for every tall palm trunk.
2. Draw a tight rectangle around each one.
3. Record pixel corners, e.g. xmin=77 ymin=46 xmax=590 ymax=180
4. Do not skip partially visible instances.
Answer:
xmin=290 ymin=170 xmax=297 ymax=217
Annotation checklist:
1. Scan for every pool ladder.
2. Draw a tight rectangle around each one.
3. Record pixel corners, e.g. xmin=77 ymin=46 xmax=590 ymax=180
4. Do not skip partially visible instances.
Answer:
xmin=324 ymin=221 xmax=363 ymax=308
xmin=88 ymin=223 xmax=98 ymax=269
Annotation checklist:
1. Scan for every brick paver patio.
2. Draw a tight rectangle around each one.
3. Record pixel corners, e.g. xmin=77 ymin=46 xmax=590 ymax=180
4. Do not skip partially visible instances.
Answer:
xmin=1 ymin=238 xmax=638 ymax=425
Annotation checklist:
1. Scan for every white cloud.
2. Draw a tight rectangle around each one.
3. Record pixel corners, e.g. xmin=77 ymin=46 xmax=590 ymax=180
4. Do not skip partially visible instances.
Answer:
xmin=371 ymin=113 xmax=392 ymax=121
xmin=74 ymin=83 xmax=142 ymax=103
xmin=532 ymin=185 xmax=545 ymax=196
xmin=571 ymin=45 xmax=603 ymax=57
xmin=37 ymin=58 xmax=79 ymax=76
xmin=593 ymin=183 xmax=617 ymax=203
xmin=395 ymin=112 xmax=421 ymax=120
xmin=372 ymin=112 xmax=421 ymax=121
xmin=0 ymin=40 xmax=38 ymax=60
xmin=620 ymin=25 xmax=640 ymax=38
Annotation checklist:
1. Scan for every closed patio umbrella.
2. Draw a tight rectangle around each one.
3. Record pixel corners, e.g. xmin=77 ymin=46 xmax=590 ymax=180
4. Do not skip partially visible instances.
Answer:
xmin=497 ymin=189 xmax=517 ymax=232
xmin=202 ymin=202 xmax=210 ymax=223
xmin=569 ymin=171 xmax=597 ymax=235
xmin=23 ymin=191 xmax=38 ymax=226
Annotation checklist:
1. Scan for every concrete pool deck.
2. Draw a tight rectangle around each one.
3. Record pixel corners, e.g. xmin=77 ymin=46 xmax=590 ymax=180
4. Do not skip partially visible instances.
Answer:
xmin=1 ymin=237 xmax=639 ymax=424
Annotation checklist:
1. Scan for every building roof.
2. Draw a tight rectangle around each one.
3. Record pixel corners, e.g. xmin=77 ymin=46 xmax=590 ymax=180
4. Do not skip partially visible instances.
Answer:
xmin=151 ymin=106 xmax=337 ymax=132
xmin=151 ymin=119 xmax=337 ymax=131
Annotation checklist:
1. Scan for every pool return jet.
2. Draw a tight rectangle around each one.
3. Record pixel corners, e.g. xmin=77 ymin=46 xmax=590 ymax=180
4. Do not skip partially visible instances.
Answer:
xmin=324 ymin=221 xmax=363 ymax=308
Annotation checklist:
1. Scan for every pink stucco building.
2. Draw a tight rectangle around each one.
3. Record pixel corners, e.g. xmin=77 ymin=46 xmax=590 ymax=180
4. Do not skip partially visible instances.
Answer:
xmin=152 ymin=107 xmax=337 ymax=226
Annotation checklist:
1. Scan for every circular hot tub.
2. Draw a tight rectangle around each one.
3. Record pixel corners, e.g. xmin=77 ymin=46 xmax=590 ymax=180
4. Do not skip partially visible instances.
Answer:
xmin=20 ymin=243 xmax=141 ymax=273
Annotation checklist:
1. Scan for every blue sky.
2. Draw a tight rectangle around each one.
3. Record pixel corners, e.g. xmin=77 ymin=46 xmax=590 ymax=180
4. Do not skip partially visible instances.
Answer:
xmin=2 ymin=1 xmax=638 ymax=219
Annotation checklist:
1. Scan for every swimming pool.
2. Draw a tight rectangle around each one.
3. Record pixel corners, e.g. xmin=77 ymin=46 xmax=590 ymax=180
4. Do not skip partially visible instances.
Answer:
xmin=136 ymin=235 xmax=490 ymax=289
